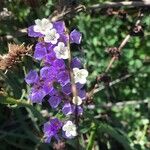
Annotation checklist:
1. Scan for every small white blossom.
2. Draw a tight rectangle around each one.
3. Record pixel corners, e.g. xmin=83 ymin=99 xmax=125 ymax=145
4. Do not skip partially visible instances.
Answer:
xmin=44 ymin=28 xmax=60 ymax=44
xmin=40 ymin=110 xmax=49 ymax=117
xmin=72 ymin=96 xmax=82 ymax=105
xmin=73 ymin=68 xmax=88 ymax=84
xmin=33 ymin=18 xmax=53 ymax=35
xmin=53 ymin=42 xmax=69 ymax=59
xmin=62 ymin=121 xmax=77 ymax=138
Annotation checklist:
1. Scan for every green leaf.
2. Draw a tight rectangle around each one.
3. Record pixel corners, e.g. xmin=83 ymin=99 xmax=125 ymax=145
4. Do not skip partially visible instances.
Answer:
xmin=97 ymin=122 xmax=133 ymax=150
xmin=86 ymin=122 xmax=97 ymax=150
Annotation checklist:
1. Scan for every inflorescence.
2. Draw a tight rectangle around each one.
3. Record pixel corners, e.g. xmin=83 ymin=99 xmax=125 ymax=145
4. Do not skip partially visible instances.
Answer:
xmin=25 ymin=18 xmax=88 ymax=143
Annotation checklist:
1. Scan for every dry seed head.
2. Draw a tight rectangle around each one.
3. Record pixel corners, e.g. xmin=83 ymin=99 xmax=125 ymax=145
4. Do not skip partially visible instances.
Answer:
xmin=0 ymin=43 xmax=33 ymax=71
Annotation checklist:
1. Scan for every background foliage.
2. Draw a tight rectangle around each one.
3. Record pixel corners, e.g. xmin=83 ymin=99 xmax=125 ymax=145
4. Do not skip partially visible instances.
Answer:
xmin=0 ymin=0 xmax=150 ymax=149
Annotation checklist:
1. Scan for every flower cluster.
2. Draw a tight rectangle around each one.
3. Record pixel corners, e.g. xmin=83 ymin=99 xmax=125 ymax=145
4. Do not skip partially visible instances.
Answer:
xmin=25 ymin=18 xmax=88 ymax=143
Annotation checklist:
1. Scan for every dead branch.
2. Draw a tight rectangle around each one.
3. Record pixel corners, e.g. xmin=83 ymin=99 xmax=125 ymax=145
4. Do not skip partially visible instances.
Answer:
xmin=1 ymin=1 xmax=149 ymax=40
xmin=88 ymin=1 xmax=150 ymax=10
xmin=93 ymin=74 xmax=131 ymax=95
xmin=92 ymin=99 xmax=150 ymax=113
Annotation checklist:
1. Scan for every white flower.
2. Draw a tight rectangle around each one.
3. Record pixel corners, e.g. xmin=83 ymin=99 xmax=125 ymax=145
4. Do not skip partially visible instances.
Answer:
xmin=44 ymin=28 xmax=60 ymax=44
xmin=62 ymin=121 xmax=77 ymax=138
xmin=33 ymin=18 xmax=53 ymax=35
xmin=72 ymin=96 xmax=82 ymax=105
xmin=53 ymin=42 xmax=69 ymax=59
xmin=73 ymin=68 xmax=88 ymax=84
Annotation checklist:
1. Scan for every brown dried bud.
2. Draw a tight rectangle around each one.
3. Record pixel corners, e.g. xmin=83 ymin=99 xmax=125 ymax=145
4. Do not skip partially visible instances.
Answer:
xmin=118 ymin=10 xmax=127 ymax=19
xmin=97 ymin=73 xmax=111 ymax=85
xmin=131 ymin=25 xmax=144 ymax=36
xmin=106 ymin=47 xmax=120 ymax=59
xmin=0 ymin=43 xmax=33 ymax=71
xmin=53 ymin=141 xmax=66 ymax=150
xmin=107 ymin=8 xmax=114 ymax=15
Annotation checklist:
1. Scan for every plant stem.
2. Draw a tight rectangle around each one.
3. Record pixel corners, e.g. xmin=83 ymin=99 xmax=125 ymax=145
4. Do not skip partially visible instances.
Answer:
xmin=86 ymin=122 xmax=97 ymax=150
xmin=88 ymin=1 xmax=150 ymax=10
xmin=0 ymin=96 xmax=45 ymax=123
xmin=66 ymin=26 xmax=80 ymax=149
xmin=0 ymin=96 xmax=31 ymax=106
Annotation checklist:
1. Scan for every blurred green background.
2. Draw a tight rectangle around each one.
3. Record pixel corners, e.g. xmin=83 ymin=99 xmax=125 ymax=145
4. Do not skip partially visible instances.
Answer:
xmin=0 ymin=0 xmax=150 ymax=149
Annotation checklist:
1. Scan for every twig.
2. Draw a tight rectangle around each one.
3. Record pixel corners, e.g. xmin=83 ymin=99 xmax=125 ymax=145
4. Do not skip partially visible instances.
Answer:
xmin=1 ymin=1 xmax=148 ymax=40
xmin=106 ymin=99 xmax=150 ymax=107
xmin=93 ymin=74 xmax=131 ymax=95
xmin=88 ymin=1 xmax=150 ymax=10
xmin=50 ymin=4 xmax=86 ymax=22
xmin=105 ymin=10 xmax=143 ymax=73
xmin=105 ymin=34 xmax=131 ymax=73
xmin=87 ymin=74 xmax=131 ymax=101
xmin=100 ymin=98 xmax=150 ymax=109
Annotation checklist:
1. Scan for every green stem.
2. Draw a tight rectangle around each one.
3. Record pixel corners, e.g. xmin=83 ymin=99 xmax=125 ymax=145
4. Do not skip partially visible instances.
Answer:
xmin=0 ymin=95 xmax=31 ymax=107
xmin=0 ymin=96 xmax=45 ymax=123
xmin=86 ymin=122 xmax=97 ymax=150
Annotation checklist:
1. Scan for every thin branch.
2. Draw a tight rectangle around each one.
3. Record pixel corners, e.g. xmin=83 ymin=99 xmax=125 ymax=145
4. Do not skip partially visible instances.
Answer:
xmin=93 ymin=99 xmax=150 ymax=112
xmin=105 ymin=34 xmax=131 ymax=73
xmin=93 ymin=74 xmax=131 ymax=95
xmin=50 ymin=4 xmax=86 ymax=22
xmin=88 ymin=1 xmax=150 ymax=10
xmin=87 ymin=74 xmax=131 ymax=101
xmin=1 ymin=1 xmax=148 ymax=40
xmin=102 ymin=98 xmax=150 ymax=108
xmin=105 ymin=10 xmax=143 ymax=73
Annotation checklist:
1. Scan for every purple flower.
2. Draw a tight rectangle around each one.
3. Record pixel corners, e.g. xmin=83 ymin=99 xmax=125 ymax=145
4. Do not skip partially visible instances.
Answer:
xmin=49 ymin=87 xmax=59 ymax=96
xmin=53 ymin=21 xmax=69 ymax=44
xmin=76 ymin=82 xmax=84 ymax=89
xmin=73 ymin=105 xmax=83 ymax=115
xmin=53 ymin=21 xmax=65 ymax=34
xmin=44 ymin=52 xmax=56 ymax=64
xmin=40 ymin=66 xmax=57 ymax=80
xmin=43 ymin=118 xmax=62 ymax=143
xmin=28 ymin=25 xmax=43 ymax=37
xmin=62 ymin=83 xmax=71 ymax=95
xmin=70 ymin=29 xmax=82 ymax=44
xmin=26 ymin=19 xmax=87 ymax=142
xmin=62 ymin=102 xmax=83 ymax=116
xmin=48 ymin=96 xmax=61 ymax=108
xmin=42 ymin=79 xmax=54 ymax=94
xmin=29 ymin=87 xmax=46 ymax=103
xmin=78 ymin=89 xmax=86 ymax=100
xmin=62 ymin=103 xmax=74 ymax=115
xmin=25 ymin=70 xmax=39 ymax=85
xmin=52 ymin=59 xmax=65 ymax=71
xmin=57 ymin=71 xmax=70 ymax=86
xmin=46 ymin=43 xmax=55 ymax=53
xmin=59 ymin=34 xmax=68 ymax=44
xmin=34 ymin=42 xmax=47 ymax=60
xmin=71 ymin=57 xmax=82 ymax=69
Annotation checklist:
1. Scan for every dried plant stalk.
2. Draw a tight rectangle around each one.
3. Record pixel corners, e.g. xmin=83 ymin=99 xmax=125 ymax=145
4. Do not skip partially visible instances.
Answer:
xmin=0 ymin=43 xmax=32 ymax=70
